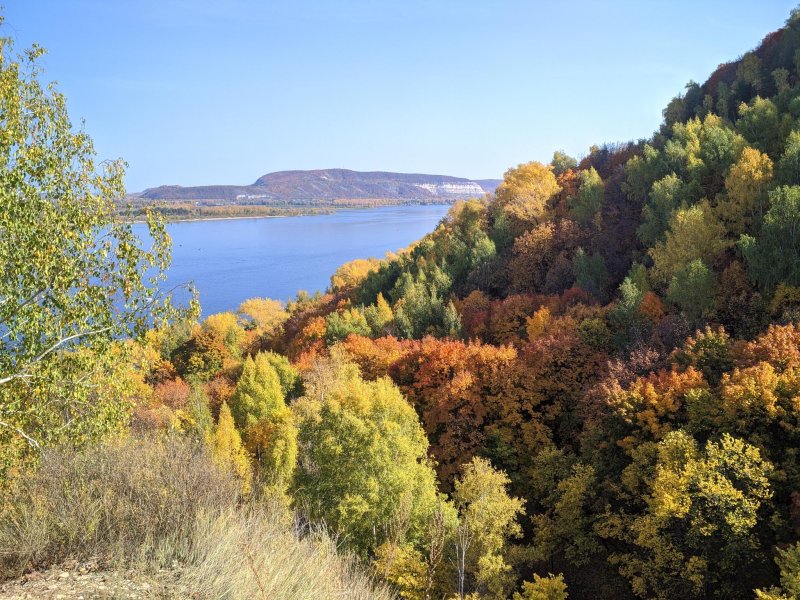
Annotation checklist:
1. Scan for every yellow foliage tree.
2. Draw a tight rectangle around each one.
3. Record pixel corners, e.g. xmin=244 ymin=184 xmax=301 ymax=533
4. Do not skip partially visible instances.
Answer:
xmin=374 ymin=542 xmax=428 ymax=600
xmin=526 ymin=307 xmax=553 ymax=341
xmin=292 ymin=357 xmax=444 ymax=557
xmin=230 ymin=353 xmax=297 ymax=487
xmin=514 ymin=573 xmax=569 ymax=600
xmin=330 ymin=257 xmax=383 ymax=293
xmin=454 ymin=457 xmax=525 ymax=599
xmin=202 ymin=312 xmax=246 ymax=357
xmin=237 ymin=297 xmax=289 ymax=337
xmin=718 ymin=146 xmax=774 ymax=234
xmin=495 ymin=162 xmax=561 ymax=234
xmin=610 ymin=431 xmax=773 ymax=600
xmin=364 ymin=292 xmax=395 ymax=336
xmin=649 ymin=202 xmax=727 ymax=287
xmin=212 ymin=401 xmax=253 ymax=495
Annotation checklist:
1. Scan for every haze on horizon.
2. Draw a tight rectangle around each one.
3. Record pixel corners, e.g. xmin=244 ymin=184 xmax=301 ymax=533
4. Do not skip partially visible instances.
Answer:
xmin=4 ymin=0 xmax=797 ymax=192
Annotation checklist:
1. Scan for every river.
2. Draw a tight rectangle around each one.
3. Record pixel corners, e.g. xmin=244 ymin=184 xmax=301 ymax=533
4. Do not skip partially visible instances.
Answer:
xmin=133 ymin=204 xmax=451 ymax=317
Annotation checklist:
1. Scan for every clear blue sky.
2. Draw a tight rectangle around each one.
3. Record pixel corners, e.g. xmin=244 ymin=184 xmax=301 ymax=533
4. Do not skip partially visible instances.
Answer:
xmin=4 ymin=1 xmax=798 ymax=192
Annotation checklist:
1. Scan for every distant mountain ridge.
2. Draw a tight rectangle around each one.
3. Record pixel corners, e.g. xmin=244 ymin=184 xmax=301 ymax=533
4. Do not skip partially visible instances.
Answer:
xmin=136 ymin=169 xmax=501 ymax=202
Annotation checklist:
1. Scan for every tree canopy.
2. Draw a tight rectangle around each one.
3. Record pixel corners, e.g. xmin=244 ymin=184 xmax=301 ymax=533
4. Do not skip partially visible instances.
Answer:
xmin=0 ymin=31 xmax=193 ymax=476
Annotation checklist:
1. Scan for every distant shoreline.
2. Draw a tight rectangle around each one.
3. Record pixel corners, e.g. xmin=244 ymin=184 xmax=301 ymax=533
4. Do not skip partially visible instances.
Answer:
xmin=132 ymin=214 xmax=289 ymax=224
xmin=126 ymin=209 xmax=332 ymax=225
xmin=127 ymin=214 xmax=288 ymax=224
xmin=127 ymin=203 xmax=452 ymax=225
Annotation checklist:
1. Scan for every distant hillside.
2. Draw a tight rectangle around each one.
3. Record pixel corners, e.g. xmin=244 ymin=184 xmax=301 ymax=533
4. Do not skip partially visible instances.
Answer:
xmin=137 ymin=169 xmax=501 ymax=203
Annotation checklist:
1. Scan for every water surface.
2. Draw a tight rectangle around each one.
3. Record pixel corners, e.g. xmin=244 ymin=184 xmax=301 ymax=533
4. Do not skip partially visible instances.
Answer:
xmin=135 ymin=205 xmax=450 ymax=317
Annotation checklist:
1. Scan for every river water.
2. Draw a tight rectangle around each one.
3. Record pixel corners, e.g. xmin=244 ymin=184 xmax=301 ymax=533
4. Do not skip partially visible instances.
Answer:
xmin=134 ymin=204 xmax=450 ymax=317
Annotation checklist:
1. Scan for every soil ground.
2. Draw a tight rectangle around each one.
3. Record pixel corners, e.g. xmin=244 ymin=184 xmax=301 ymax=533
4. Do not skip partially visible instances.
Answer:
xmin=0 ymin=561 xmax=187 ymax=599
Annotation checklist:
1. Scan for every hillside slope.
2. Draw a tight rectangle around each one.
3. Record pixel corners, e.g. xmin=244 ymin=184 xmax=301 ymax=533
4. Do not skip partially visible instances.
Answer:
xmin=236 ymin=9 xmax=800 ymax=599
xmin=138 ymin=168 xmax=501 ymax=202
xmin=9 ymin=8 xmax=800 ymax=600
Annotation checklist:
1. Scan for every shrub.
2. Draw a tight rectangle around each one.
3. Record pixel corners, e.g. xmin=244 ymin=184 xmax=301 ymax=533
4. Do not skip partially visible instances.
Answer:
xmin=0 ymin=435 xmax=238 ymax=575
xmin=0 ymin=435 xmax=394 ymax=600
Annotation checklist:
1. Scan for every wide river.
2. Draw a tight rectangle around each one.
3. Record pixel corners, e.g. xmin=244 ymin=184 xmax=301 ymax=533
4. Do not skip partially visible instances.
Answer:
xmin=134 ymin=204 xmax=450 ymax=317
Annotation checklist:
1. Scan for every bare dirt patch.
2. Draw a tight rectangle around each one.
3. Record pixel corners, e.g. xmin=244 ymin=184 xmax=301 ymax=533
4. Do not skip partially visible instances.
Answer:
xmin=0 ymin=561 xmax=186 ymax=599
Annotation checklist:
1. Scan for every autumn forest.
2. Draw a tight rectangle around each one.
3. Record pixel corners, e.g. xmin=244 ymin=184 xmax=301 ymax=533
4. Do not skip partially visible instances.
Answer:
xmin=3 ymin=7 xmax=800 ymax=600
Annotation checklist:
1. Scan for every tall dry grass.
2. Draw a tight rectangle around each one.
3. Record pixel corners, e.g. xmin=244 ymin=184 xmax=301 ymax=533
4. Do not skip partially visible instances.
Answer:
xmin=184 ymin=507 xmax=392 ymax=600
xmin=0 ymin=436 xmax=394 ymax=600
xmin=0 ymin=435 xmax=238 ymax=572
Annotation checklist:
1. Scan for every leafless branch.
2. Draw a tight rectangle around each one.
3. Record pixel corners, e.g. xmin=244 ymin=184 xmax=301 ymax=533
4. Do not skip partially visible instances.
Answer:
xmin=0 ymin=419 xmax=40 ymax=449
xmin=0 ymin=325 xmax=113 ymax=386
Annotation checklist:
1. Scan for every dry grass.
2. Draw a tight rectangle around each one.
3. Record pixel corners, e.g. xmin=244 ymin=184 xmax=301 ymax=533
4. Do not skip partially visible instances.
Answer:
xmin=0 ymin=435 xmax=238 ymax=573
xmin=184 ymin=508 xmax=394 ymax=600
xmin=0 ymin=436 xmax=394 ymax=600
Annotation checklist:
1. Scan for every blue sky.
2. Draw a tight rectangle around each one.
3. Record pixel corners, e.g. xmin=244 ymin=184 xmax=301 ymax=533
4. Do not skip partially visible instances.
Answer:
xmin=4 ymin=1 xmax=798 ymax=192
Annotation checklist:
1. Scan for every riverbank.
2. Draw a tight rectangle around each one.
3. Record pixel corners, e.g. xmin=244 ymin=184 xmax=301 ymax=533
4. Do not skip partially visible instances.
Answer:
xmin=128 ymin=213 xmax=289 ymax=224
xmin=122 ymin=198 xmax=458 ymax=224
xmin=124 ymin=208 xmax=336 ymax=224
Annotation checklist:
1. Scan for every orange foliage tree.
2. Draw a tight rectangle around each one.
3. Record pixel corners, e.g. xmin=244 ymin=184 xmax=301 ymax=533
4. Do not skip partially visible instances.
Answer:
xmin=389 ymin=337 xmax=516 ymax=486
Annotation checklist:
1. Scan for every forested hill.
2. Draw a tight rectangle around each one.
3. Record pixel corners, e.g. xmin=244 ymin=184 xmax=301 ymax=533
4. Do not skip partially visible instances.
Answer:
xmin=137 ymin=168 xmax=501 ymax=202
xmin=216 ymin=9 xmax=800 ymax=598
xmin=132 ymin=10 xmax=800 ymax=600
xmin=322 ymin=8 xmax=800 ymax=340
